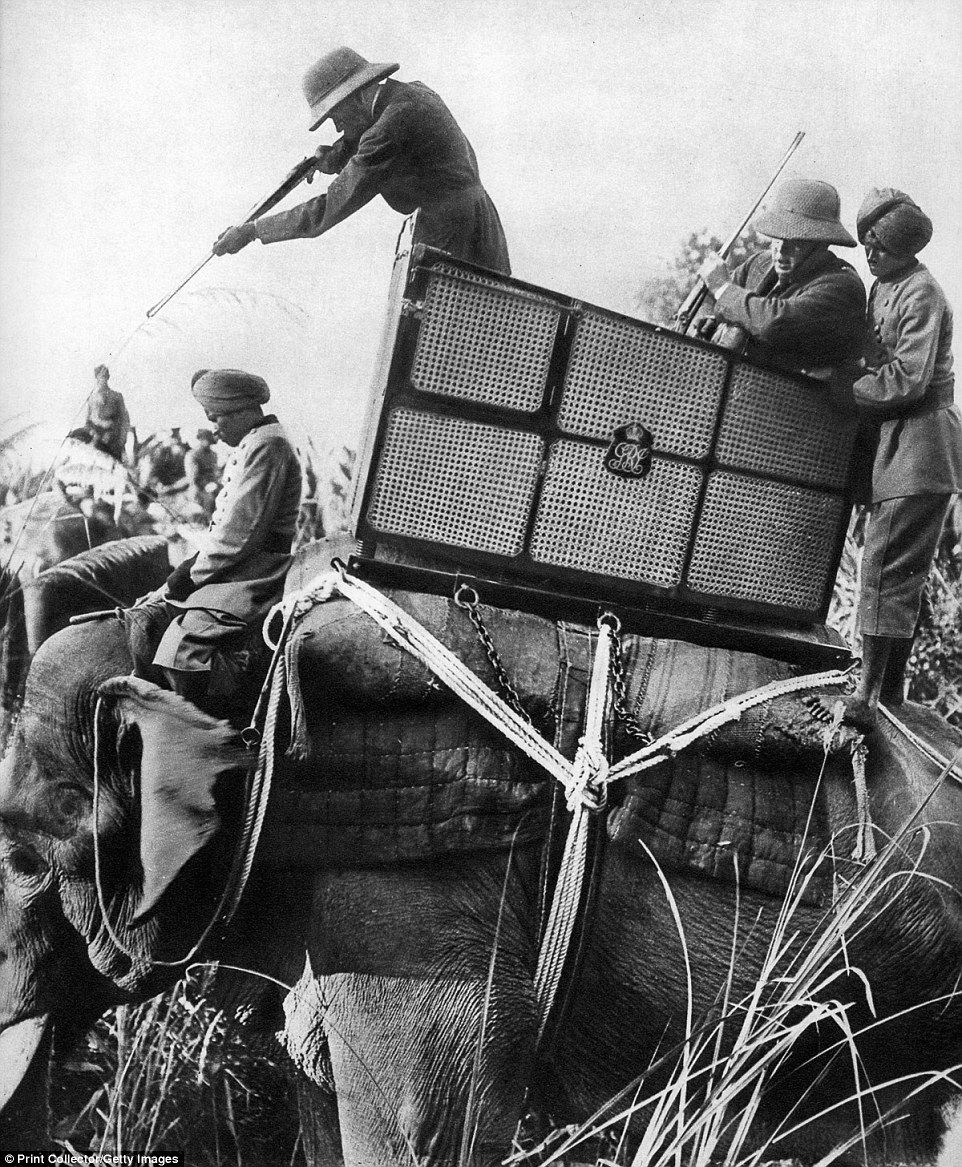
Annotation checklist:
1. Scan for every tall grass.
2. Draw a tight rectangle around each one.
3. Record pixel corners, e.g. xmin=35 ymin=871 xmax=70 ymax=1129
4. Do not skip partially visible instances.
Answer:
xmin=49 ymin=965 xmax=305 ymax=1165
xmin=511 ymin=774 xmax=962 ymax=1166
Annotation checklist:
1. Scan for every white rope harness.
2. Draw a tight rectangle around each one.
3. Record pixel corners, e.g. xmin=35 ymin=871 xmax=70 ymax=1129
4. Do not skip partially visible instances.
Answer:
xmin=263 ymin=565 xmax=856 ymax=1027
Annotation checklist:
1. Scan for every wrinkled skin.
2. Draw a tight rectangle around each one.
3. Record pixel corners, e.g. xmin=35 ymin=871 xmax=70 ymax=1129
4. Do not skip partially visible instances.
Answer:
xmin=0 ymin=535 xmax=170 ymax=754
xmin=2 ymin=615 xmax=962 ymax=1165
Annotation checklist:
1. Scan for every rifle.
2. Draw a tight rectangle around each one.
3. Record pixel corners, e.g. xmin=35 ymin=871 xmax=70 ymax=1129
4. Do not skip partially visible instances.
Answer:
xmin=146 ymin=152 xmax=323 ymax=319
xmin=673 ymin=131 xmax=805 ymax=336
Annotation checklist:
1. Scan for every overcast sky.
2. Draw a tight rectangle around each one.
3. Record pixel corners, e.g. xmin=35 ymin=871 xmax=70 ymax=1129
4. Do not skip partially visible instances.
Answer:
xmin=1 ymin=0 xmax=960 ymax=456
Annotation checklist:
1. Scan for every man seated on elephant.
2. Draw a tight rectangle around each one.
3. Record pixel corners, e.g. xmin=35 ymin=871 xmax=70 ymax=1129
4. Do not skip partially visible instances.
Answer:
xmin=148 ymin=369 xmax=302 ymax=708
xmin=834 ymin=189 xmax=962 ymax=731
xmin=695 ymin=177 xmax=866 ymax=374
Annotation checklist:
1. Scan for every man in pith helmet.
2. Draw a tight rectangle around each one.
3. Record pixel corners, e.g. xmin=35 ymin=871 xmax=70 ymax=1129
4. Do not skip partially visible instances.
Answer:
xmin=213 ymin=47 xmax=510 ymax=274
xmin=835 ymin=189 xmax=962 ymax=731
xmin=696 ymin=177 xmax=866 ymax=372
xmin=149 ymin=369 xmax=302 ymax=707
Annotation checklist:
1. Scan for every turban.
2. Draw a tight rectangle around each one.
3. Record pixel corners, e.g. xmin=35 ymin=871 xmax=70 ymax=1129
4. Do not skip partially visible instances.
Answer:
xmin=856 ymin=188 xmax=933 ymax=257
xmin=191 ymin=368 xmax=270 ymax=412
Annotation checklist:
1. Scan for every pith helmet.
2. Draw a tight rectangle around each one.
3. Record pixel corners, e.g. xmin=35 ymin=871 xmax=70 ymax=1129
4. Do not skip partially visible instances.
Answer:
xmin=755 ymin=178 xmax=857 ymax=247
xmin=302 ymin=47 xmax=399 ymax=131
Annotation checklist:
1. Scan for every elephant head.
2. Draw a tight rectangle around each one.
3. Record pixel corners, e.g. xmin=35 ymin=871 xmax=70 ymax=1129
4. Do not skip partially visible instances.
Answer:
xmin=0 ymin=535 xmax=170 ymax=755
xmin=0 ymin=619 xmax=250 ymax=1105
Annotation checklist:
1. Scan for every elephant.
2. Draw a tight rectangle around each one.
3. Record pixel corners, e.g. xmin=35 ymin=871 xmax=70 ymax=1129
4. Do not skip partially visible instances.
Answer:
xmin=0 ymin=535 xmax=170 ymax=754
xmin=2 ymin=540 xmax=962 ymax=1165
xmin=1 ymin=489 xmax=125 ymax=579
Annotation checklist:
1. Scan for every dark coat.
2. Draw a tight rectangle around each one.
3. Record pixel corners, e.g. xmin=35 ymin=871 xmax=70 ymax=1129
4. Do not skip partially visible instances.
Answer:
xmin=255 ymin=79 xmax=510 ymax=273
xmin=714 ymin=248 xmax=866 ymax=371
xmin=850 ymin=262 xmax=962 ymax=501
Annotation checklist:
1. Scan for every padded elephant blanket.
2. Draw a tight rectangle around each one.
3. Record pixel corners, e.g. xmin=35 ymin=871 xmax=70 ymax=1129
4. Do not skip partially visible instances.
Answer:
xmin=255 ymin=588 xmax=863 ymax=904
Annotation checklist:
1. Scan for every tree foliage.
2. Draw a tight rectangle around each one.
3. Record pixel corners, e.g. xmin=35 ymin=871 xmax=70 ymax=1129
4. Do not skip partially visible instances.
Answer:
xmin=635 ymin=225 xmax=768 ymax=326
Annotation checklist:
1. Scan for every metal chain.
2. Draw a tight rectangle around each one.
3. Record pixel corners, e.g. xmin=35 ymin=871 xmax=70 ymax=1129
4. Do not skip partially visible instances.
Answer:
xmin=454 ymin=584 xmax=532 ymax=725
xmin=598 ymin=613 xmax=652 ymax=741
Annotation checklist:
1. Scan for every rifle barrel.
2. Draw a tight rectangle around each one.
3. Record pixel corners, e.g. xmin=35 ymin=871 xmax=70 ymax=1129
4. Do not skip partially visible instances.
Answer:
xmin=146 ymin=155 xmax=319 ymax=319
xmin=674 ymin=131 xmax=806 ymax=335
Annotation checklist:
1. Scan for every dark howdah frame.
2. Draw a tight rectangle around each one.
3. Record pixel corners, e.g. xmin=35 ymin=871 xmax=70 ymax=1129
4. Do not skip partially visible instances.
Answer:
xmin=349 ymin=223 xmax=856 ymax=669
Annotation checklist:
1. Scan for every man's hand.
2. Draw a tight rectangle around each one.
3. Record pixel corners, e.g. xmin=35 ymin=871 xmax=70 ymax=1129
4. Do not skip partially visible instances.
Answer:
xmin=698 ymin=251 xmax=731 ymax=296
xmin=694 ymin=315 xmax=718 ymax=341
xmin=212 ymin=222 xmax=257 ymax=256
xmin=313 ymin=142 xmax=340 ymax=175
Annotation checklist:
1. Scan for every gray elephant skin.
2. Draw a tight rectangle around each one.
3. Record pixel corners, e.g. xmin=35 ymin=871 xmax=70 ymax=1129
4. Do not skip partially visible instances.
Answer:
xmin=2 ymin=546 xmax=962 ymax=1165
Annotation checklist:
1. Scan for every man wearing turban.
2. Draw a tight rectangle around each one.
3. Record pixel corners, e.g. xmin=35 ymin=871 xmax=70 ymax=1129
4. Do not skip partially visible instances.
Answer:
xmin=838 ymin=190 xmax=962 ymax=731
xmin=149 ymin=369 xmax=302 ymax=707
xmin=211 ymin=47 xmax=510 ymax=275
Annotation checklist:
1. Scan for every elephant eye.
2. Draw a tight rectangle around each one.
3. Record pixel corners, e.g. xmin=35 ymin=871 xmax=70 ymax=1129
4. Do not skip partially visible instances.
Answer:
xmin=7 ymin=844 xmax=49 ymax=881
xmin=56 ymin=786 xmax=91 ymax=822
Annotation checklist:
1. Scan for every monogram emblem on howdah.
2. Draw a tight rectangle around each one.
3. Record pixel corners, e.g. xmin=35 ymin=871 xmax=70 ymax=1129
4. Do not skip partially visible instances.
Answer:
xmin=603 ymin=422 xmax=654 ymax=479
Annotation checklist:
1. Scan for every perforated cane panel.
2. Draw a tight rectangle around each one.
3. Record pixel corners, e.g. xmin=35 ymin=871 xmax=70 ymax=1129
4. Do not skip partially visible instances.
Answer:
xmin=559 ymin=312 xmax=728 ymax=458
xmin=530 ymin=440 xmax=703 ymax=586
xmin=716 ymin=364 xmax=855 ymax=489
xmin=367 ymin=409 xmax=544 ymax=556
xmin=687 ymin=472 xmax=846 ymax=612
xmin=410 ymin=271 xmax=561 ymax=413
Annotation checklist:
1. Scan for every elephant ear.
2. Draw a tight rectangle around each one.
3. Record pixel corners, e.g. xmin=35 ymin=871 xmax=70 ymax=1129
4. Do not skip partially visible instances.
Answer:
xmin=98 ymin=676 xmax=251 ymax=923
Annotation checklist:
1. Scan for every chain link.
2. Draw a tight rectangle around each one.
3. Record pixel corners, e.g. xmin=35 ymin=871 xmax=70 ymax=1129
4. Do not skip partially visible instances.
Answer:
xmin=454 ymin=584 xmax=532 ymax=725
xmin=598 ymin=613 xmax=652 ymax=741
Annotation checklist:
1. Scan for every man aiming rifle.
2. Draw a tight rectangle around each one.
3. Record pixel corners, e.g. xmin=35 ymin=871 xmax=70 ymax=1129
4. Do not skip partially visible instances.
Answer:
xmin=212 ymin=47 xmax=510 ymax=275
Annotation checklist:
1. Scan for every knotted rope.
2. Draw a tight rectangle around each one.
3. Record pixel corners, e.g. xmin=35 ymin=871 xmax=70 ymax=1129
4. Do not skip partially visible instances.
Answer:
xmin=264 ymin=565 xmax=858 ymax=1028
xmin=532 ymin=619 xmax=612 ymax=1031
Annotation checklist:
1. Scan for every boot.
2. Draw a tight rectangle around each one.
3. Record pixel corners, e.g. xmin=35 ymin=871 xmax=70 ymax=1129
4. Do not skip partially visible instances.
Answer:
xmin=879 ymin=636 xmax=914 ymax=707
xmin=841 ymin=634 xmax=894 ymax=733
xmin=161 ymin=667 xmax=211 ymax=710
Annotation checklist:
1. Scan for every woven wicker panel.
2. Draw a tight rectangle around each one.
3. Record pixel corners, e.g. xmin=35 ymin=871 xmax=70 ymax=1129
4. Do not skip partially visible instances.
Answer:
xmin=529 ymin=440 xmax=703 ymax=586
xmin=687 ymin=472 xmax=846 ymax=611
xmin=559 ymin=312 xmax=728 ymax=458
xmin=410 ymin=270 xmax=561 ymax=413
xmin=367 ymin=409 xmax=543 ymax=556
xmin=716 ymin=364 xmax=854 ymax=489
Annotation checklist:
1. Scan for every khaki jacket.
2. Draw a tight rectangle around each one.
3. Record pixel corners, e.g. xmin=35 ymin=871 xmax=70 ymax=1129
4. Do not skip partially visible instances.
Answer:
xmin=176 ymin=417 xmax=302 ymax=621
xmin=852 ymin=262 xmax=962 ymax=501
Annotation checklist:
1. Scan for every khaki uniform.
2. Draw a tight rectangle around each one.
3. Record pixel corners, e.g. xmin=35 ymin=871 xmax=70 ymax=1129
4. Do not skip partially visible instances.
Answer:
xmin=153 ymin=417 xmax=302 ymax=672
xmin=851 ymin=262 xmax=962 ymax=635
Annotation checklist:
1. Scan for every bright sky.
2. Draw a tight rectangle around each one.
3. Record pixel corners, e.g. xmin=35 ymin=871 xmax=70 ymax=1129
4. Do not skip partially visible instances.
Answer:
xmin=1 ymin=0 xmax=960 ymax=456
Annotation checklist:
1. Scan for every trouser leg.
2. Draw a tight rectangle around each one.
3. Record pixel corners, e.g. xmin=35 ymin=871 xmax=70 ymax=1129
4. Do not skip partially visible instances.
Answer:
xmin=846 ymin=494 xmax=952 ymax=730
xmin=880 ymin=635 xmax=914 ymax=706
